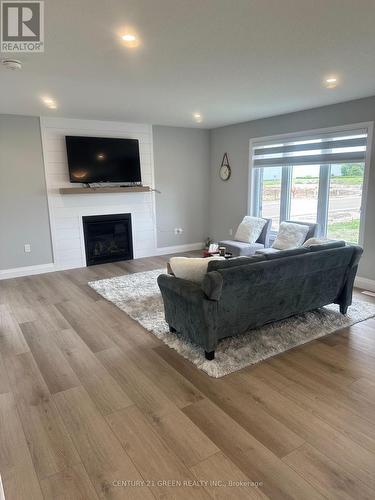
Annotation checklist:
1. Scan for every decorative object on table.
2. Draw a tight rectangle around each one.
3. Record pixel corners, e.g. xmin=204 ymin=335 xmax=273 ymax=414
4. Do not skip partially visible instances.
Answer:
xmin=203 ymin=243 xmax=218 ymax=257
xmin=219 ymin=246 xmax=226 ymax=257
xmin=208 ymin=243 xmax=219 ymax=253
xmin=89 ymin=260 xmax=374 ymax=378
xmin=219 ymin=152 xmax=231 ymax=181
xmin=203 ymin=243 xmax=233 ymax=259
xmin=203 ymin=250 xmax=233 ymax=259
xmin=204 ymin=237 xmax=213 ymax=249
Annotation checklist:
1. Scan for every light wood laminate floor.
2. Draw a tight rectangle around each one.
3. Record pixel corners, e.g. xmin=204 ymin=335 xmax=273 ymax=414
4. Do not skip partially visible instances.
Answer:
xmin=0 ymin=252 xmax=375 ymax=499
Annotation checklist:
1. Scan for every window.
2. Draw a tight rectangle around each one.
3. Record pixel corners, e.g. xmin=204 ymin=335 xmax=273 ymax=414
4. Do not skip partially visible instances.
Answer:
xmin=327 ymin=163 xmax=365 ymax=243
xmin=254 ymin=166 xmax=282 ymax=231
xmin=250 ymin=127 xmax=369 ymax=244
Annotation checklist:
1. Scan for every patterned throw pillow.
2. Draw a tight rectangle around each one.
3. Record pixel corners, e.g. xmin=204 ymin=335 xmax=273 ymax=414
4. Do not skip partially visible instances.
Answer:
xmin=272 ymin=222 xmax=309 ymax=250
xmin=234 ymin=216 xmax=266 ymax=244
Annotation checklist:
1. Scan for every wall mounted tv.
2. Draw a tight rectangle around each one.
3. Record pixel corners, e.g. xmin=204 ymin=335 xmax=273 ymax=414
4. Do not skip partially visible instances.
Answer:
xmin=65 ymin=136 xmax=142 ymax=184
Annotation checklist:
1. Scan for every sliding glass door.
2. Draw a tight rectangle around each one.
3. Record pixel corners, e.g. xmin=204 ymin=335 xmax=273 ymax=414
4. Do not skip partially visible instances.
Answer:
xmin=327 ymin=163 xmax=365 ymax=243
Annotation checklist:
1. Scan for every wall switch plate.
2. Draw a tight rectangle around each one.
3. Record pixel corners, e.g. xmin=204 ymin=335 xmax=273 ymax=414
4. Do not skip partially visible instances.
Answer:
xmin=24 ymin=243 xmax=31 ymax=253
xmin=229 ymin=228 xmax=233 ymax=236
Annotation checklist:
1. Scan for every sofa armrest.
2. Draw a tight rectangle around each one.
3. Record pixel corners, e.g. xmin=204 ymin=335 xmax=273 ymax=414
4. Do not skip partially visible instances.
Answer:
xmin=257 ymin=218 xmax=272 ymax=247
xmin=201 ymin=272 xmax=223 ymax=301
xmin=348 ymin=244 xmax=363 ymax=267
xmin=157 ymin=274 xmax=205 ymax=303
xmin=157 ymin=273 xmax=219 ymax=353
xmin=336 ymin=245 xmax=363 ymax=311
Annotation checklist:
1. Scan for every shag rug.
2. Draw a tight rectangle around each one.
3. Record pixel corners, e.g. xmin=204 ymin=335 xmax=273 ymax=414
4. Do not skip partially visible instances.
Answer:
xmin=89 ymin=268 xmax=375 ymax=378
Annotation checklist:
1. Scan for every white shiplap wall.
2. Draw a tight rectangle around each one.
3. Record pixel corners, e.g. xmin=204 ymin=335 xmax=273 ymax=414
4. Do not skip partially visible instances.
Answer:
xmin=40 ymin=117 xmax=157 ymax=270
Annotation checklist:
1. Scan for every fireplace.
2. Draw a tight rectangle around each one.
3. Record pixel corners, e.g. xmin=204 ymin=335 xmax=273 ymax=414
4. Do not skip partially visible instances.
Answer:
xmin=82 ymin=214 xmax=133 ymax=266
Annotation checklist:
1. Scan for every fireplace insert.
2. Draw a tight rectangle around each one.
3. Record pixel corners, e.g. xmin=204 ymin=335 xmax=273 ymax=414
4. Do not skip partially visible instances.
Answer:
xmin=82 ymin=214 xmax=133 ymax=266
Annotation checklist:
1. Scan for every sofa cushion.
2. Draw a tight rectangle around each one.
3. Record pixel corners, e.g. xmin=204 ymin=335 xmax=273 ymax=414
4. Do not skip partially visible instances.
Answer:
xmin=256 ymin=247 xmax=280 ymax=255
xmin=272 ymin=222 xmax=309 ymax=250
xmin=234 ymin=216 xmax=267 ymax=243
xmin=303 ymin=237 xmax=328 ymax=247
xmin=169 ymin=256 xmax=224 ymax=284
xmin=207 ymin=255 xmax=265 ymax=272
xmin=264 ymin=247 xmax=310 ymax=260
xmin=309 ymin=240 xmax=346 ymax=252
xmin=219 ymin=240 xmax=264 ymax=257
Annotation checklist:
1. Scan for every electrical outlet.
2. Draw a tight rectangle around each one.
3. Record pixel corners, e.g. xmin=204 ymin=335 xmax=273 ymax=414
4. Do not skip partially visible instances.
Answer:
xmin=174 ymin=228 xmax=184 ymax=235
xmin=229 ymin=228 xmax=233 ymax=236
xmin=24 ymin=243 xmax=31 ymax=253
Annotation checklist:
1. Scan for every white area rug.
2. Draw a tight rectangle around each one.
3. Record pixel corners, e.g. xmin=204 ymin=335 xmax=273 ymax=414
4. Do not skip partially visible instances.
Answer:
xmin=89 ymin=269 xmax=375 ymax=378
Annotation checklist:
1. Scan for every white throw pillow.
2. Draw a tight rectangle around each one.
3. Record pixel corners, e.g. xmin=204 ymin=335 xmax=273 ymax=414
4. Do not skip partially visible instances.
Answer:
xmin=169 ymin=256 xmax=225 ymax=284
xmin=234 ymin=216 xmax=266 ymax=244
xmin=272 ymin=222 xmax=309 ymax=250
xmin=303 ymin=237 xmax=327 ymax=247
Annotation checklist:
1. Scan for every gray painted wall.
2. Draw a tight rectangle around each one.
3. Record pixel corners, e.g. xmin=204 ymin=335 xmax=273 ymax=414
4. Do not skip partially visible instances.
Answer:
xmin=0 ymin=118 xmax=210 ymax=272
xmin=209 ymin=95 xmax=375 ymax=280
xmin=0 ymin=115 xmax=53 ymax=270
xmin=153 ymin=126 xmax=210 ymax=247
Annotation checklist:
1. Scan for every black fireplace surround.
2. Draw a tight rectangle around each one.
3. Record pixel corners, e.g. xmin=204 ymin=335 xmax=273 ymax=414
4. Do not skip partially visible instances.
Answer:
xmin=82 ymin=214 xmax=133 ymax=266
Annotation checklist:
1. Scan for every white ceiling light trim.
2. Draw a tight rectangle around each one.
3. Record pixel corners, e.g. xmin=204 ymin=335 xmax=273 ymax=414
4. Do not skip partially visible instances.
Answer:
xmin=193 ymin=112 xmax=203 ymax=123
xmin=42 ymin=96 xmax=58 ymax=110
xmin=324 ymin=76 xmax=339 ymax=89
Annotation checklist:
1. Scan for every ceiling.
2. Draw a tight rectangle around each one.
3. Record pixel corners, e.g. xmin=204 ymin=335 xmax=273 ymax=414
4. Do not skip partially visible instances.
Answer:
xmin=1 ymin=0 xmax=375 ymax=128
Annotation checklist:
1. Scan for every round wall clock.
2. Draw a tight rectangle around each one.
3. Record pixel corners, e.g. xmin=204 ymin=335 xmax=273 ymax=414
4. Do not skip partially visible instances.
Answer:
xmin=219 ymin=152 xmax=231 ymax=181
xmin=219 ymin=163 xmax=231 ymax=181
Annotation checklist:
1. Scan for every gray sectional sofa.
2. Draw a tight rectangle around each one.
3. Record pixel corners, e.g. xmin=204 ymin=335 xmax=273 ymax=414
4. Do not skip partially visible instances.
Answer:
xmin=157 ymin=241 xmax=363 ymax=360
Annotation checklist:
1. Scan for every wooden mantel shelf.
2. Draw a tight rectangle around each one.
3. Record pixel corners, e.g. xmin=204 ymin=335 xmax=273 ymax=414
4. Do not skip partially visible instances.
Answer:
xmin=59 ymin=186 xmax=152 ymax=195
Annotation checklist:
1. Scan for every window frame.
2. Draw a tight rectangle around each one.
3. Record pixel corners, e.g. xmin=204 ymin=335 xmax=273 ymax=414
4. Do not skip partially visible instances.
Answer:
xmin=248 ymin=122 xmax=373 ymax=245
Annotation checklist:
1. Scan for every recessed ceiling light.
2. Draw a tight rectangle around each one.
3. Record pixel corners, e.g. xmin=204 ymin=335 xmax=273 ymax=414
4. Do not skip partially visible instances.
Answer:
xmin=41 ymin=96 xmax=57 ymax=109
xmin=121 ymin=34 xmax=136 ymax=42
xmin=120 ymin=32 xmax=139 ymax=47
xmin=193 ymin=112 xmax=202 ymax=122
xmin=324 ymin=76 xmax=338 ymax=89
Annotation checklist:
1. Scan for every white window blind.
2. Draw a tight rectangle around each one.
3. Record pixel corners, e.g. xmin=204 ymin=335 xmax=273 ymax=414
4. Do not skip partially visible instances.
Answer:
xmin=252 ymin=129 xmax=368 ymax=168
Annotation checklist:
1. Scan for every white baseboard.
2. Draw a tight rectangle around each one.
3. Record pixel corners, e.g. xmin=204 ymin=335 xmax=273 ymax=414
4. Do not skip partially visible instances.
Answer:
xmin=0 ymin=244 xmax=204 ymax=279
xmin=355 ymin=276 xmax=375 ymax=292
xmin=0 ymin=263 xmax=56 ymax=280
xmin=2 ymin=253 xmax=372 ymax=291
xmin=154 ymin=242 xmax=204 ymax=256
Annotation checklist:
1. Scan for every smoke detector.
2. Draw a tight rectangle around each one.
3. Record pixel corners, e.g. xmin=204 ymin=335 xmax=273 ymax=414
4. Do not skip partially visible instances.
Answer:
xmin=1 ymin=59 xmax=22 ymax=70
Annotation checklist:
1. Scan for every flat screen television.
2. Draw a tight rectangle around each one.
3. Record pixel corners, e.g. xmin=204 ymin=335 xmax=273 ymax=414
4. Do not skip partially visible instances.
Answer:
xmin=65 ymin=136 xmax=142 ymax=184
